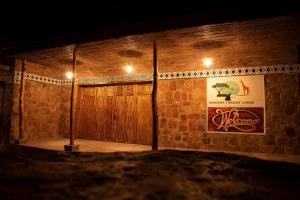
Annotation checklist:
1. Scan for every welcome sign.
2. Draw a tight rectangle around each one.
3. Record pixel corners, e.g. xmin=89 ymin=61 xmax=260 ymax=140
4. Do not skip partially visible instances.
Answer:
xmin=207 ymin=75 xmax=265 ymax=134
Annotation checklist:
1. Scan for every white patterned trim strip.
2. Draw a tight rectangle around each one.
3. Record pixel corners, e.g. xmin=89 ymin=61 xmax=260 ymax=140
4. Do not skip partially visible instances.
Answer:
xmin=77 ymin=73 xmax=153 ymax=85
xmin=158 ymin=64 xmax=300 ymax=80
xmin=13 ymin=64 xmax=299 ymax=85
xmin=13 ymin=71 xmax=66 ymax=85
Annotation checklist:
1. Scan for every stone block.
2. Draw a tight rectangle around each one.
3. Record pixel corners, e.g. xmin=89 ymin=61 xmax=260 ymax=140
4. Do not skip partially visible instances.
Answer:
xmin=180 ymin=114 xmax=187 ymax=121
xmin=181 ymin=92 xmax=188 ymax=101
xmin=179 ymin=121 xmax=188 ymax=131
xmin=160 ymin=118 xmax=167 ymax=128
xmin=169 ymin=80 xmax=176 ymax=91
xmin=174 ymin=91 xmax=181 ymax=102
xmin=168 ymin=119 xmax=178 ymax=129
xmin=188 ymin=120 xmax=198 ymax=131
xmin=188 ymin=113 xmax=201 ymax=120
xmin=175 ymin=134 xmax=181 ymax=141
xmin=172 ymin=108 xmax=179 ymax=118
xmin=285 ymin=127 xmax=296 ymax=137
xmin=165 ymin=91 xmax=174 ymax=104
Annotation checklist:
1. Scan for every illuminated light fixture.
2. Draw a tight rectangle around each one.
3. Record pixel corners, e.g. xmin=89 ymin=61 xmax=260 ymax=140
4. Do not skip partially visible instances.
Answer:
xmin=203 ymin=57 xmax=213 ymax=68
xmin=66 ymin=71 xmax=73 ymax=79
xmin=125 ymin=65 xmax=133 ymax=73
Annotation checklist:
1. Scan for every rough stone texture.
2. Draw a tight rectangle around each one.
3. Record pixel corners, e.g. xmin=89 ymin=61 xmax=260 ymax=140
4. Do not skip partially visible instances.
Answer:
xmin=0 ymin=83 xmax=14 ymax=144
xmin=10 ymin=60 xmax=70 ymax=142
xmin=158 ymin=79 xmax=206 ymax=149
xmin=265 ymin=74 xmax=300 ymax=154
xmin=158 ymin=74 xmax=300 ymax=154
xmin=59 ymin=85 xmax=71 ymax=138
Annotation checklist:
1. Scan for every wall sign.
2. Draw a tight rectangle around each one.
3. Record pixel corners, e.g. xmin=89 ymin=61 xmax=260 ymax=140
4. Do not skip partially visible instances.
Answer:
xmin=207 ymin=75 xmax=265 ymax=134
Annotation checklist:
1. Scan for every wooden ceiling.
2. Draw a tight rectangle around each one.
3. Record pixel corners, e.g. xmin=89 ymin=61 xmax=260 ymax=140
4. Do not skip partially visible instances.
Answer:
xmin=15 ymin=14 xmax=300 ymax=77
xmin=16 ymin=35 xmax=156 ymax=77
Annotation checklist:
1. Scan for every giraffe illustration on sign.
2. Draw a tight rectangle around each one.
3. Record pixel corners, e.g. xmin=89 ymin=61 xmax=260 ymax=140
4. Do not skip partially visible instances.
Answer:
xmin=240 ymin=80 xmax=250 ymax=95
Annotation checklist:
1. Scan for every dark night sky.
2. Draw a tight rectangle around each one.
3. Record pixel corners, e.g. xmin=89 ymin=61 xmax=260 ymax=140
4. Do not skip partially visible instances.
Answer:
xmin=0 ymin=0 xmax=299 ymax=54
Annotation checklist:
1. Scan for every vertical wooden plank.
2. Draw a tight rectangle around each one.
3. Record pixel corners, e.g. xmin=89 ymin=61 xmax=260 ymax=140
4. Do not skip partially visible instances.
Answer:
xmin=124 ymin=94 xmax=137 ymax=143
xmin=90 ymin=89 xmax=97 ymax=139
xmin=125 ymin=85 xmax=137 ymax=143
xmin=95 ymin=87 xmax=107 ymax=140
xmin=137 ymin=84 xmax=153 ymax=145
xmin=116 ymin=96 xmax=124 ymax=142
xmin=105 ymin=96 xmax=113 ymax=140
xmin=106 ymin=86 xmax=115 ymax=141
xmin=152 ymin=40 xmax=158 ymax=150
xmin=115 ymin=85 xmax=124 ymax=142
xmin=75 ymin=87 xmax=82 ymax=138
xmin=81 ymin=95 xmax=96 ymax=139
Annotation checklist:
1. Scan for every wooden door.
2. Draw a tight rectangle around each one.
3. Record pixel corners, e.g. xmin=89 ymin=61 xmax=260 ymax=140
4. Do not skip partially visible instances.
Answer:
xmin=76 ymin=83 xmax=152 ymax=145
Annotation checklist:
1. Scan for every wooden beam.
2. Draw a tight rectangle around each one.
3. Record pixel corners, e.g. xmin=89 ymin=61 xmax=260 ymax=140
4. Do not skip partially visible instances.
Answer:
xmin=0 ymin=82 xmax=6 ymax=143
xmin=19 ymin=60 xmax=25 ymax=140
xmin=70 ymin=45 xmax=77 ymax=146
xmin=152 ymin=40 xmax=158 ymax=150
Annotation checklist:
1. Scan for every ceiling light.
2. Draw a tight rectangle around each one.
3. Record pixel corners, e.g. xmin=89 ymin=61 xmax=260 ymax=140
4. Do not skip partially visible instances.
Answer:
xmin=66 ymin=72 xmax=73 ymax=79
xmin=203 ymin=57 xmax=212 ymax=68
xmin=125 ymin=65 xmax=133 ymax=73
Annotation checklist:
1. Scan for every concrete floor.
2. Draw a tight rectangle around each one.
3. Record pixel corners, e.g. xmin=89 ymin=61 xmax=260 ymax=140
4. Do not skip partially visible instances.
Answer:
xmin=21 ymin=137 xmax=300 ymax=164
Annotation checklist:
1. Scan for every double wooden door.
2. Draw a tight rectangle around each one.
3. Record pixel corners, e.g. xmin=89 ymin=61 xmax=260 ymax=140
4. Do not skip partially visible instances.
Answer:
xmin=76 ymin=83 xmax=152 ymax=145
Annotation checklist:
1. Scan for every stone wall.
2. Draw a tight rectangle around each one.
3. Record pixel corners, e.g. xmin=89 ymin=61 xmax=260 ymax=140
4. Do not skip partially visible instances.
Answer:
xmin=59 ymin=85 xmax=71 ymax=138
xmin=10 ymin=60 xmax=70 ymax=142
xmin=158 ymin=79 xmax=206 ymax=149
xmin=0 ymin=67 xmax=14 ymax=144
xmin=157 ymin=74 xmax=300 ymax=154
xmin=0 ymin=82 xmax=14 ymax=144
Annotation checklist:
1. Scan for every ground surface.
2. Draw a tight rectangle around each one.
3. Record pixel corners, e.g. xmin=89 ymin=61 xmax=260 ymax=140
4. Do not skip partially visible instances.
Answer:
xmin=0 ymin=145 xmax=300 ymax=200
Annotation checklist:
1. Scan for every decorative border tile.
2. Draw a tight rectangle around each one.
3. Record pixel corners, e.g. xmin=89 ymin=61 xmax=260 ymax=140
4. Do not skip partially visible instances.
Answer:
xmin=14 ymin=72 xmax=63 ymax=85
xmin=61 ymin=80 xmax=73 ymax=85
xmin=13 ymin=64 xmax=299 ymax=85
xmin=77 ymin=73 xmax=153 ymax=85
xmin=158 ymin=64 xmax=300 ymax=80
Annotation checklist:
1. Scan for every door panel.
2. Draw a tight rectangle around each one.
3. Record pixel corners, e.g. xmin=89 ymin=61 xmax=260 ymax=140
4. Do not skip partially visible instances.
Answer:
xmin=137 ymin=95 xmax=152 ymax=144
xmin=124 ymin=95 xmax=137 ymax=143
